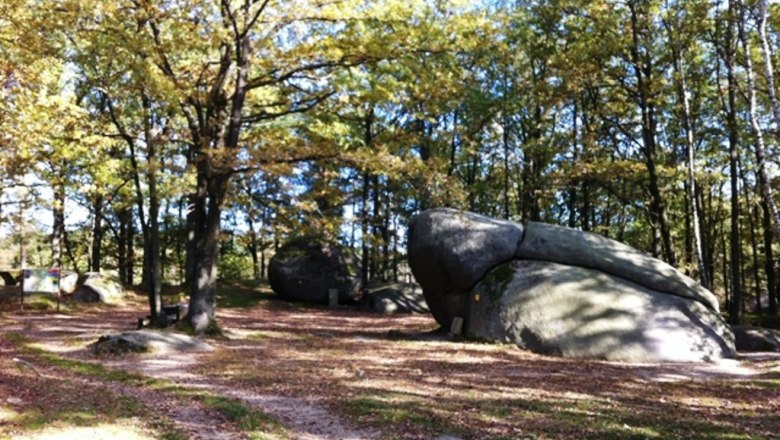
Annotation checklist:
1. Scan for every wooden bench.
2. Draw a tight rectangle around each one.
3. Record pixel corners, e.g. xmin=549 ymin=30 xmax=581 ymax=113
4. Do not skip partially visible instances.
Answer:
xmin=137 ymin=304 xmax=184 ymax=329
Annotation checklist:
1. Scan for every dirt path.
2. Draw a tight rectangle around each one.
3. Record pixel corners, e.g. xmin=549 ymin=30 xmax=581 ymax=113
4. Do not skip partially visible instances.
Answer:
xmin=105 ymin=351 xmax=380 ymax=440
xmin=0 ymin=333 xmax=244 ymax=440
xmin=2 ymin=305 xmax=382 ymax=440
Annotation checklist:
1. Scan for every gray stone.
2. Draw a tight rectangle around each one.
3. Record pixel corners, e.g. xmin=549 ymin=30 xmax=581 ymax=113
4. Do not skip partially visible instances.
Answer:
xmin=367 ymin=283 xmax=429 ymax=314
xmin=59 ymin=270 xmax=79 ymax=294
xmin=408 ymin=208 xmax=524 ymax=326
xmin=516 ymin=222 xmax=720 ymax=312
xmin=73 ymin=272 xmax=125 ymax=303
xmin=269 ymin=238 xmax=360 ymax=305
xmin=732 ymin=325 xmax=780 ymax=352
xmin=92 ymin=330 xmax=213 ymax=355
xmin=467 ymin=260 xmax=735 ymax=362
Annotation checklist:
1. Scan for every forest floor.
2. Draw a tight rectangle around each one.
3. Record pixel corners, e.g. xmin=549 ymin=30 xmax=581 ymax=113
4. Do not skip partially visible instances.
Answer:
xmin=0 ymin=283 xmax=779 ymax=440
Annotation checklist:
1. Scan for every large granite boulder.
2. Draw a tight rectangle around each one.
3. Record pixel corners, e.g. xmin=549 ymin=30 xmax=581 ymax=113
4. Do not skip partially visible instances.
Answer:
xmin=408 ymin=208 xmax=524 ymax=325
xmin=407 ymin=208 xmax=736 ymax=362
xmin=367 ymin=283 xmax=429 ymax=314
xmin=269 ymin=238 xmax=360 ymax=304
xmin=468 ymin=261 xmax=734 ymax=362
xmin=73 ymin=272 xmax=125 ymax=303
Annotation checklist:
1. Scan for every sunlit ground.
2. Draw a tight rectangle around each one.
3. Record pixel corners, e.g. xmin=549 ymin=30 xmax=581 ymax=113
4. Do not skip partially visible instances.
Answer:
xmin=6 ymin=423 xmax=154 ymax=440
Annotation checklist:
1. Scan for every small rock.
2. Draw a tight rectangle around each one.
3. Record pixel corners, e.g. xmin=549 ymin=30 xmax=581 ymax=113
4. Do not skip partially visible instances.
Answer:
xmin=92 ymin=330 xmax=212 ymax=355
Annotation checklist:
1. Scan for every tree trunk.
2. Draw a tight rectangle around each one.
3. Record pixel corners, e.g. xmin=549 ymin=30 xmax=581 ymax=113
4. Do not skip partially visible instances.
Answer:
xmin=568 ymin=100 xmax=578 ymax=229
xmin=147 ymin=160 xmax=162 ymax=325
xmin=51 ymin=183 xmax=65 ymax=268
xmin=187 ymin=172 xmax=227 ymax=333
xmin=729 ymin=0 xmax=745 ymax=324
xmin=91 ymin=194 xmax=104 ymax=272
xmin=752 ymin=0 xmax=780 ymax=249
xmin=142 ymin=94 xmax=162 ymax=325
xmin=360 ymin=172 xmax=370 ymax=286
xmin=671 ymin=39 xmax=708 ymax=286
xmin=126 ymin=209 xmax=135 ymax=285
xmin=629 ymin=1 xmax=676 ymax=265
xmin=118 ymin=207 xmax=127 ymax=284
xmin=757 ymin=0 xmax=780 ymax=132
xmin=750 ymin=205 xmax=762 ymax=313
xmin=763 ymin=199 xmax=778 ymax=314
xmin=247 ymin=216 xmax=260 ymax=280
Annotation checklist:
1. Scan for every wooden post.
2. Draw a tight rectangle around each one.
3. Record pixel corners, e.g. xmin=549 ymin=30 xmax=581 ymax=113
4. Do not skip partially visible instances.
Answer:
xmin=328 ymin=288 xmax=338 ymax=308
xmin=19 ymin=272 xmax=24 ymax=311
xmin=450 ymin=316 xmax=464 ymax=336
xmin=19 ymin=200 xmax=25 ymax=311
xmin=56 ymin=268 xmax=61 ymax=313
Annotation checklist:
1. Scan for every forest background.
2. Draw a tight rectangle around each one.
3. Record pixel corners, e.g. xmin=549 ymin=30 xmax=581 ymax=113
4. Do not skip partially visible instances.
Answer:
xmin=1 ymin=0 xmax=779 ymax=331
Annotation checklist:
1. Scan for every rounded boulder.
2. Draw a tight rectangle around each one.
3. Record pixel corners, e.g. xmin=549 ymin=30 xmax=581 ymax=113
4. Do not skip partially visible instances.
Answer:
xmin=73 ymin=272 xmax=125 ymax=303
xmin=407 ymin=208 xmax=524 ymax=326
xmin=269 ymin=238 xmax=360 ymax=304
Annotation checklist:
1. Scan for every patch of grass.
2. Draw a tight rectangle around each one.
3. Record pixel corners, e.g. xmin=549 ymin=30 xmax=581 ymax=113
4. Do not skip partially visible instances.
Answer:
xmin=481 ymin=261 xmax=516 ymax=299
xmin=7 ymin=334 xmax=152 ymax=385
xmin=200 ymin=395 xmax=287 ymax=438
xmin=216 ymin=281 xmax=276 ymax=308
xmin=341 ymin=393 xmax=460 ymax=437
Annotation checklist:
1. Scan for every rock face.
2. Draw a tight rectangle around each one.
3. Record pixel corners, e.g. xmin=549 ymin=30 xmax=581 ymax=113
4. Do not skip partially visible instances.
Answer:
xmin=269 ymin=238 xmax=360 ymax=304
xmin=468 ymin=261 xmax=734 ymax=362
xmin=407 ymin=208 xmax=736 ymax=362
xmin=73 ymin=272 xmax=125 ymax=303
xmin=408 ymin=208 xmax=524 ymax=325
xmin=367 ymin=283 xmax=429 ymax=314
xmin=517 ymin=222 xmax=720 ymax=312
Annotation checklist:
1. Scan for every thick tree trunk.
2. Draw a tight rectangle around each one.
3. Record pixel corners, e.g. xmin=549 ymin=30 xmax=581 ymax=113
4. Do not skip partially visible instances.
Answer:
xmin=148 ymin=165 xmax=162 ymax=325
xmin=141 ymin=94 xmax=162 ymax=324
xmin=187 ymin=172 xmax=227 ymax=333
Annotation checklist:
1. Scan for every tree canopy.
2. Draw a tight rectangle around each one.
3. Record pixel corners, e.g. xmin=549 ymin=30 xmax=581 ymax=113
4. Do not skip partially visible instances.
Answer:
xmin=1 ymin=0 xmax=779 ymax=329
